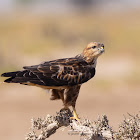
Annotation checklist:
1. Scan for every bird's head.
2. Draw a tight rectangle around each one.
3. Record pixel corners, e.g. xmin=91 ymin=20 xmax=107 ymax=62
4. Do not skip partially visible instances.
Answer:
xmin=82 ymin=42 xmax=104 ymax=64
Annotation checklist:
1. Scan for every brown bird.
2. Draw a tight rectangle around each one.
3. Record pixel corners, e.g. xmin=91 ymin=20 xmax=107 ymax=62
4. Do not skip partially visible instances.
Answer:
xmin=1 ymin=42 xmax=104 ymax=120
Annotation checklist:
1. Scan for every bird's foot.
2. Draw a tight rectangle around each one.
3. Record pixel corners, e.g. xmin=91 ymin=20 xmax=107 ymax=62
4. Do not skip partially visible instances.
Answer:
xmin=70 ymin=116 xmax=79 ymax=121
xmin=70 ymin=110 xmax=80 ymax=121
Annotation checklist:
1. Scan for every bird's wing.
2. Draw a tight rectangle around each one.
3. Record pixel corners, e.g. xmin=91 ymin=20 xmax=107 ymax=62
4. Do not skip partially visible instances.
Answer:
xmin=23 ymin=57 xmax=95 ymax=86
xmin=2 ymin=57 xmax=95 ymax=86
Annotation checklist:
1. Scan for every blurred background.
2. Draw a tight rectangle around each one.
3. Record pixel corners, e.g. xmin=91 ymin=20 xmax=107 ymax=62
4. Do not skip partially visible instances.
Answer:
xmin=0 ymin=0 xmax=140 ymax=140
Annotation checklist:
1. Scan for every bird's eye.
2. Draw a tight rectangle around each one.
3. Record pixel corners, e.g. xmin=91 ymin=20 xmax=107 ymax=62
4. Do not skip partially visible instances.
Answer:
xmin=92 ymin=46 xmax=96 ymax=49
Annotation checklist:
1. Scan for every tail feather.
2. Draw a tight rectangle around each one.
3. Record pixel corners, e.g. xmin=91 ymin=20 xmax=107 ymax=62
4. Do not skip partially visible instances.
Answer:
xmin=1 ymin=70 xmax=40 ymax=84
xmin=1 ymin=71 xmax=20 ymax=77
xmin=4 ymin=77 xmax=14 ymax=83
xmin=1 ymin=71 xmax=28 ymax=83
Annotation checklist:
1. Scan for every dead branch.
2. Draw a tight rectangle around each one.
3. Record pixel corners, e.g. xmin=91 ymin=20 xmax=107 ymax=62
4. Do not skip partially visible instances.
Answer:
xmin=25 ymin=110 xmax=140 ymax=140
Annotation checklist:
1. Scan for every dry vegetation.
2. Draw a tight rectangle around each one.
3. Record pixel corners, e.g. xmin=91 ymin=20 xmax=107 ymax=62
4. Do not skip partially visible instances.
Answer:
xmin=25 ymin=110 xmax=140 ymax=140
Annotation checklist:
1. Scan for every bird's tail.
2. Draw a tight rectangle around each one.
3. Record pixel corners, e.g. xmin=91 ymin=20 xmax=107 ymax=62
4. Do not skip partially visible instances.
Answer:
xmin=1 ymin=70 xmax=44 ymax=86
xmin=1 ymin=71 xmax=19 ymax=77
xmin=1 ymin=71 xmax=20 ymax=83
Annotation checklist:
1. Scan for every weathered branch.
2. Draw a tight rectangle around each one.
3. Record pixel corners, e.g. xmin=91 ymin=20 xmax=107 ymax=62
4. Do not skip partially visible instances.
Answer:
xmin=25 ymin=110 xmax=140 ymax=140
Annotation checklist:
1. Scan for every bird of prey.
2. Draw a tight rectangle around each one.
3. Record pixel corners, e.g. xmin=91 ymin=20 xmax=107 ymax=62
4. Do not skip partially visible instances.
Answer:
xmin=1 ymin=42 xmax=104 ymax=120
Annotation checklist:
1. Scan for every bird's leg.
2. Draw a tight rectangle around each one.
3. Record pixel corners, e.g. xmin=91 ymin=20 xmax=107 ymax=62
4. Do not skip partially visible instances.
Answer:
xmin=58 ymin=90 xmax=71 ymax=112
xmin=58 ymin=90 xmax=64 ymax=103
xmin=64 ymin=85 xmax=81 ymax=121
xmin=70 ymin=106 xmax=79 ymax=121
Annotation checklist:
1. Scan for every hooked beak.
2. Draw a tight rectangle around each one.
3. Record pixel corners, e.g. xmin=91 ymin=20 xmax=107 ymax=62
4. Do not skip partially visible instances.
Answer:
xmin=100 ymin=46 xmax=105 ymax=53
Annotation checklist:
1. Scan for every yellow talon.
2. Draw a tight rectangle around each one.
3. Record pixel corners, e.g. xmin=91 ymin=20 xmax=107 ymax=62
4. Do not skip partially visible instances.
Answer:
xmin=70 ymin=108 xmax=80 ymax=121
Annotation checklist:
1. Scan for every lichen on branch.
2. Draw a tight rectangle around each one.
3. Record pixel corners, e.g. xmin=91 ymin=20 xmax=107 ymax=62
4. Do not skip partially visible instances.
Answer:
xmin=25 ymin=111 xmax=140 ymax=140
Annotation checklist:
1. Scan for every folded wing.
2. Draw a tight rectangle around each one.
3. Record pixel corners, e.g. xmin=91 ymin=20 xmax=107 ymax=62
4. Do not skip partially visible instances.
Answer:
xmin=2 ymin=57 xmax=96 ymax=86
